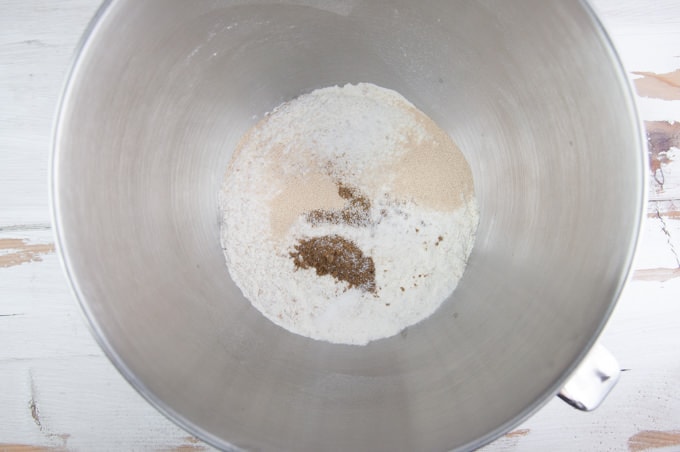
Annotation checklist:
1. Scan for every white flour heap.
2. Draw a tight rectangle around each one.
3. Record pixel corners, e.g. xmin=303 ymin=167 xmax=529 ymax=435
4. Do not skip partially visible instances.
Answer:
xmin=219 ymin=83 xmax=479 ymax=345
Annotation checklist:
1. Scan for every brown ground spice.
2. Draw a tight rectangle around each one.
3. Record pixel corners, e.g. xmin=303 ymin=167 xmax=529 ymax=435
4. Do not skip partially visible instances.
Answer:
xmin=290 ymin=235 xmax=376 ymax=292
xmin=306 ymin=183 xmax=371 ymax=226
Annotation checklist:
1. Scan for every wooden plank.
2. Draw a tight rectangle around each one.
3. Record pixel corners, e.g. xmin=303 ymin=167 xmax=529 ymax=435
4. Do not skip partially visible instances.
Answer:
xmin=0 ymin=228 xmax=207 ymax=449
xmin=593 ymin=0 xmax=680 ymax=123
xmin=0 ymin=356 xmax=211 ymax=451
xmin=634 ymin=217 xmax=680 ymax=272
xmin=0 ymin=0 xmax=100 ymax=227
xmin=591 ymin=0 xmax=680 ymax=74
xmin=482 ymin=277 xmax=680 ymax=451
xmin=647 ymin=121 xmax=680 ymax=205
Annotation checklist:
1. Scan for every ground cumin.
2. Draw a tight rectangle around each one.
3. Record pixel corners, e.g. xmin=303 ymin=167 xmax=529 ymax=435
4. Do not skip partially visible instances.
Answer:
xmin=307 ymin=183 xmax=371 ymax=226
xmin=290 ymin=235 xmax=376 ymax=293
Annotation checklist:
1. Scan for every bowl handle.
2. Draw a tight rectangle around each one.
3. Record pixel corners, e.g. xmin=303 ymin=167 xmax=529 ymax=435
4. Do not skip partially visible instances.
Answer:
xmin=558 ymin=344 xmax=620 ymax=411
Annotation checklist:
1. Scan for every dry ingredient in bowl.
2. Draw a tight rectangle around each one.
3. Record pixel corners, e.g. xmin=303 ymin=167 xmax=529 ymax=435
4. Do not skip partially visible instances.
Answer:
xmin=219 ymin=83 xmax=479 ymax=345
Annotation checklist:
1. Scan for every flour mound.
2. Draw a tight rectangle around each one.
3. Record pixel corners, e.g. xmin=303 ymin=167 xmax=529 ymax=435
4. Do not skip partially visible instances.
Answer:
xmin=219 ymin=83 xmax=478 ymax=345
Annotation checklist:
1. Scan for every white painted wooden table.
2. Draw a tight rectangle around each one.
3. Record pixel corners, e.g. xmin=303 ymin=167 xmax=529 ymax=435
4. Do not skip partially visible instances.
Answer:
xmin=2 ymin=1 xmax=680 ymax=450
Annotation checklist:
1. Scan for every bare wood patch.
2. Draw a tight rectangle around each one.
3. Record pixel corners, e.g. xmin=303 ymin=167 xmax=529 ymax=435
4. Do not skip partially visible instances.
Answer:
xmin=645 ymin=121 xmax=680 ymax=190
xmin=648 ymin=209 xmax=680 ymax=220
xmin=0 ymin=239 xmax=55 ymax=268
xmin=634 ymin=70 xmax=680 ymax=101
xmin=0 ymin=445 xmax=61 ymax=452
xmin=157 ymin=436 xmax=210 ymax=451
xmin=633 ymin=267 xmax=680 ymax=282
xmin=504 ymin=428 xmax=530 ymax=438
xmin=628 ymin=430 xmax=680 ymax=452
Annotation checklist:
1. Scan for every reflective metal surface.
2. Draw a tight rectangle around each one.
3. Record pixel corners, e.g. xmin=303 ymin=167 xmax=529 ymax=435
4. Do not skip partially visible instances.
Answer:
xmin=559 ymin=344 xmax=621 ymax=411
xmin=51 ymin=0 xmax=645 ymax=450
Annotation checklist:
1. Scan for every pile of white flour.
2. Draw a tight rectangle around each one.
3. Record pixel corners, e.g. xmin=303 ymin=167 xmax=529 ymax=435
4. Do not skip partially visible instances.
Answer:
xmin=219 ymin=83 xmax=479 ymax=345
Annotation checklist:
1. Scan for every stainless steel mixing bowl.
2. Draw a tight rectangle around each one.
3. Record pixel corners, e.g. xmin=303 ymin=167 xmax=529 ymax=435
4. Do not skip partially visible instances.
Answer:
xmin=51 ymin=0 xmax=645 ymax=450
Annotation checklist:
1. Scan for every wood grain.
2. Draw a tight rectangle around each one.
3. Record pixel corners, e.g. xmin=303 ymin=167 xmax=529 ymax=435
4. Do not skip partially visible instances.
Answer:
xmin=628 ymin=430 xmax=680 ymax=452
xmin=647 ymin=121 xmax=680 ymax=167
xmin=634 ymin=70 xmax=680 ymax=101
xmin=503 ymin=429 xmax=530 ymax=439
xmin=633 ymin=267 xmax=680 ymax=282
xmin=0 ymin=0 xmax=101 ymax=227
xmin=0 ymin=238 xmax=55 ymax=268
xmin=647 ymin=125 xmax=680 ymax=204
xmin=0 ymin=445 xmax=61 ymax=452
